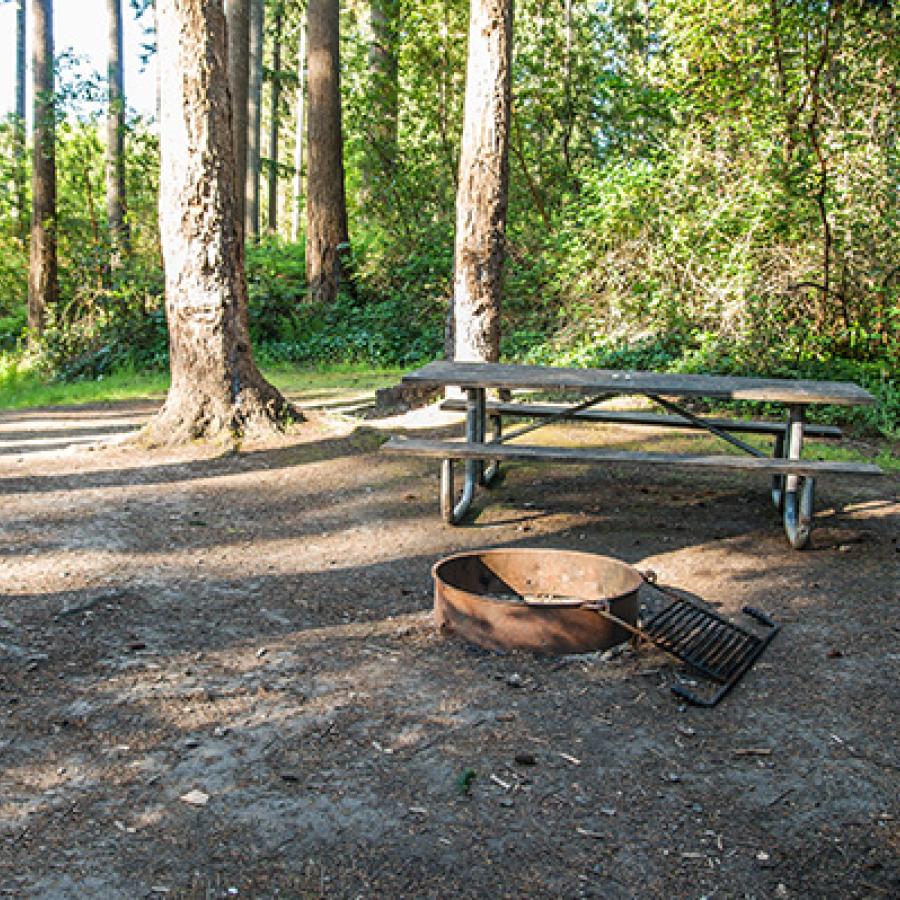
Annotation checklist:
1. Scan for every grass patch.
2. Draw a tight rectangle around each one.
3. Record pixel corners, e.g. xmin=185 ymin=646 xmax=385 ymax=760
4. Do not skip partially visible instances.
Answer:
xmin=265 ymin=363 xmax=405 ymax=394
xmin=0 ymin=357 xmax=405 ymax=412
xmin=0 ymin=358 xmax=169 ymax=410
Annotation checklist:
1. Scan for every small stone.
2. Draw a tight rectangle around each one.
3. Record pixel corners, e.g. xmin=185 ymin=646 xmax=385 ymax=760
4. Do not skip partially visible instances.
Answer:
xmin=756 ymin=850 xmax=770 ymax=862
xmin=179 ymin=789 xmax=209 ymax=807
xmin=664 ymin=773 xmax=682 ymax=783
xmin=514 ymin=752 xmax=536 ymax=766
xmin=256 ymin=647 xmax=268 ymax=658
xmin=506 ymin=673 xmax=524 ymax=688
xmin=774 ymin=885 xmax=789 ymax=898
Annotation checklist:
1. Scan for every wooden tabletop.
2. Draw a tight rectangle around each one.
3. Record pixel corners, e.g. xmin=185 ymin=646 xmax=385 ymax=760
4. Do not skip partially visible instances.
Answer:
xmin=402 ymin=361 xmax=876 ymax=406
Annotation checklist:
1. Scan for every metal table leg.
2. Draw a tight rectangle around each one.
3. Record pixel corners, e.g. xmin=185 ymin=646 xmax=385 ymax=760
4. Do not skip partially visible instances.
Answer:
xmin=772 ymin=429 xmax=787 ymax=512
xmin=783 ymin=404 xmax=815 ymax=549
xmin=440 ymin=387 xmax=484 ymax=524
xmin=483 ymin=387 xmax=511 ymax=485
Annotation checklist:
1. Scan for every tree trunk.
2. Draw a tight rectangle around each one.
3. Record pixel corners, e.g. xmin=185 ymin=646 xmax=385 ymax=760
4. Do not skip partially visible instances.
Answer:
xmin=306 ymin=0 xmax=349 ymax=303
xmin=451 ymin=0 xmax=513 ymax=363
xmin=227 ymin=0 xmax=250 ymax=244
xmin=106 ymin=0 xmax=129 ymax=255
xmin=28 ymin=0 xmax=58 ymax=341
xmin=146 ymin=0 xmax=296 ymax=446
xmin=363 ymin=0 xmax=399 ymax=194
xmin=245 ymin=0 xmax=264 ymax=239
xmin=267 ymin=5 xmax=283 ymax=234
xmin=290 ymin=20 xmax=307 ymax=243
xmin=14 ymin=0 xmax=27 ymax=240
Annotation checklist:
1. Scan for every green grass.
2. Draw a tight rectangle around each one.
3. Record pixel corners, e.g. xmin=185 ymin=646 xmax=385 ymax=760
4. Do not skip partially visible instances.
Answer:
xmin=264 ymin=362 xmax=405 ymax=394
xmin=0 ymin=358 xmax=169 ymax=409
xmin=0 ymin=356 xmax=405 ymax=411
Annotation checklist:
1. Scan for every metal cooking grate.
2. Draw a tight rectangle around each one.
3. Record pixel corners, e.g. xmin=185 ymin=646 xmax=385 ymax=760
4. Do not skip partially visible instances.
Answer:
xmin=638 ymin=595 xmax=780 ymax=707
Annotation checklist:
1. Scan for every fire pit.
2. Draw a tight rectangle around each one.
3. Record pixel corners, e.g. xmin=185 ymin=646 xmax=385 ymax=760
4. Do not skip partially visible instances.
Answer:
xmin=432 ymin=548 xmax=642 ymax=654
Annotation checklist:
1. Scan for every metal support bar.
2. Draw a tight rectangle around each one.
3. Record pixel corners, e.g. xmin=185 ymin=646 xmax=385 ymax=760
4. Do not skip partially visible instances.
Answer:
xmin=782 ymin=404 xmax=814 ymax=549
xmin=771 ymin=430 xmax=787 ymax=511
xmin=483 ymin=409 xmax=503 ymax=484
xmin=647 ymin=395 xmax=767 ymax=458
xmin=496 ymin=393 xmax=613 ymax=444
xmin=440 ymin=388 xmax=482 ymax=524
xmin=473 ymin=388 xmax=486 ymax=484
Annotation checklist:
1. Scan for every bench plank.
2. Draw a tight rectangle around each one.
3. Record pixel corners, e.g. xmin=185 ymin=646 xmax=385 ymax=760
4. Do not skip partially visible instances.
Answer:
xmin=439 ymin=399 xmax=843 ymax=438
xmin=404 ymin=361 xmax=876 ymax=406
xmin=381 ymin=437 xmax=883 ymax=477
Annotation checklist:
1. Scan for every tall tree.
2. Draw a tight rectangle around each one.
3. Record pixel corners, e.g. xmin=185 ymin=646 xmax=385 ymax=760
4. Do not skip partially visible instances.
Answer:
xmin=13 ymin=0 xmax=27 ymax=239
xmin=246 ymin=0 xmax=264 ymax=239
xmin=267 ymin=3 xmax=283 ymax=233
xmin=227 ymin=0 xmax=250 ymax=242
xmin=450 ymin=0 xmax=513 ymax=362
xmin=306 ymin=0 xmax=349 ymax=303
xmin=106 ymin=0 xmax=129 ymax=254
xmin=290 ymin=17 xmax=307 ymax=243
xmin=28 ymin=0 xmax=58 ymax=340
xmin=364 ymin=0 xmax=399 ymax=188
xmin=147 ymin=0 xmax=294 ymax=444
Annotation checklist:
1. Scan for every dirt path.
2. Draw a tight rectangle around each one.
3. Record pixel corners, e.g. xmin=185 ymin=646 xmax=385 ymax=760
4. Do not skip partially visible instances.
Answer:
xmin=1 ymin=396 xmax=897 ymax=898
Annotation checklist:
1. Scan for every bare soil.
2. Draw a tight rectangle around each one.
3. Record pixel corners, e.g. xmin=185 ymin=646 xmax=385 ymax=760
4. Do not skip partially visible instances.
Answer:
xmin=1 ymin=394 xmax=897 ymax=899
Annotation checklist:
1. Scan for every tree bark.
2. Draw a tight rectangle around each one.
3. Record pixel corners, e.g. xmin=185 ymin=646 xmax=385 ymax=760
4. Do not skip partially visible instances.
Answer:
xmin=14 ymin=0 xmax=27 ymax=239
xmin=146 ymin=0 xmax=296 ymax=446
xmin=451 ymin=0 xmax=513 ymax=363
xmin=227 ymin=0 xmax=250 ymax=244
xmin=267 ymin=5 xmax=283 ymax=234
xmin=245 ymin=0 xmax=264 ymax=239
xmin=290 ymin=19 xmax=307 ymax=244
xmin=306 ymin=0 xmax=349 ymax=303
xmin=106 ymin=0 xmax=129 ymax=255
xmin=28 ymin=0 xmax=58 ymax=341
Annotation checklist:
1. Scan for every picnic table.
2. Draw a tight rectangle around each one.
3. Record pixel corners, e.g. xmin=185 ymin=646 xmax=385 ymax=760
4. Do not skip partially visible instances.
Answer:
xmin=381 ymin=360 xmax=883 ymax=549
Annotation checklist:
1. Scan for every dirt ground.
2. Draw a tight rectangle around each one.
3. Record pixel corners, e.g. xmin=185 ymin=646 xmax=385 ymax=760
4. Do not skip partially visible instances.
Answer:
xmin=1 ymin=391 xmax=897 ymax=899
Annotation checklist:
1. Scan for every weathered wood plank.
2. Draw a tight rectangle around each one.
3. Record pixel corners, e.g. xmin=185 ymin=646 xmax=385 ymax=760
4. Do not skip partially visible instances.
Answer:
xmin=439 ymin=399 xmax=843 ymax=438
xmin=404 ymin=361 xmax=876 ymax=406
xmin=381 ymin=437 xmax=883 ymax=477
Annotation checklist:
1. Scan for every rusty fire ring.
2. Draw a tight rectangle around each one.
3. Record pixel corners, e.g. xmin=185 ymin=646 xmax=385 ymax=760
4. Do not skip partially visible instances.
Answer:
xmin=432 ymin=548 xmax=642 ymax=654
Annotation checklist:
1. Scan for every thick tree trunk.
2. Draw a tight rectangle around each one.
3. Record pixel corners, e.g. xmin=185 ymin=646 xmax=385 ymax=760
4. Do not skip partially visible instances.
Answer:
xmin=28 ymin=0 xmax=58 ymax=341
xmin=227 ymin=0 xmax=250 ymax=244
xmin=267 ymin=6 xmax=283 ymax=234
xmin=14 ymin=0 xmax=27 ymax=239
xmin=306 ymin=0 xmax=349 ymax=303
xmin=290 ymin=20 xmax=307 ymax=244
xmin=245 ymin=0 xmax=264 ymax=239
xmin=451 ymin=0 xmax=513 ymax=363
xmin=106 ymin=0 xmax=129 ymax=255
xmin=146 ymin=0 xmax=296 ymax=446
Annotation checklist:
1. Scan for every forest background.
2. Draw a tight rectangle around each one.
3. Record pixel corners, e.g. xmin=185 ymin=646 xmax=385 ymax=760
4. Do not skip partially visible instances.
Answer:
xmin=0 ymin=0 xmax=897 ymax=436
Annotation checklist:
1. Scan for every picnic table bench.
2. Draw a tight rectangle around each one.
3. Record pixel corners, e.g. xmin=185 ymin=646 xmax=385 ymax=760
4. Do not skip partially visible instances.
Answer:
xmin=381 ymin=361 xmax=883 ymax=549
